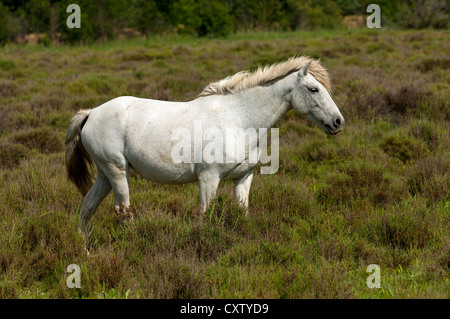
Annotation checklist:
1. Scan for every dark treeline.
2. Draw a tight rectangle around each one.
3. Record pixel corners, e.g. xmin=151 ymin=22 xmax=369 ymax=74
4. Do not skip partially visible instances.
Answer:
xmin=0 ymin=0 xmax=448 ymax=44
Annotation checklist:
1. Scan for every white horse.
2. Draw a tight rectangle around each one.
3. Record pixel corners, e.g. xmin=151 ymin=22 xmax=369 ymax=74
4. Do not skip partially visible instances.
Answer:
xmin=65 ymin=56 xmax=344 ymax=236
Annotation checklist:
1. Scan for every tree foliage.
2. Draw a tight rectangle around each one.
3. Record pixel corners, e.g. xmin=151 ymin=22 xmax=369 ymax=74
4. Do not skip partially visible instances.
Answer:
xmin=0 ymin=0 xmax=448 ymax=44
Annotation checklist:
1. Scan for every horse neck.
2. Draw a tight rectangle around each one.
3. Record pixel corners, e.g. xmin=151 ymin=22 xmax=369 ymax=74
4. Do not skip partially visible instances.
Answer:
xmin=228 ymin=73 xmax=295 ymax=130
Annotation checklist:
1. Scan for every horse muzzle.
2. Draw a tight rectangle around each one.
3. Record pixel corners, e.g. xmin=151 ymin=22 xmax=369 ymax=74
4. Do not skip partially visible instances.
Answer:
xmin=324 ymin=124 xmax=342 ymax=135
xmin=324 ymin=115 xmax=344 ymax=135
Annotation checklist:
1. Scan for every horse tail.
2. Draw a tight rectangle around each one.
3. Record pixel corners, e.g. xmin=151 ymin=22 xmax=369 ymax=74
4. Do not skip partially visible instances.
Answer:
xmin=65 ymin=109 xmax=93 ymax=196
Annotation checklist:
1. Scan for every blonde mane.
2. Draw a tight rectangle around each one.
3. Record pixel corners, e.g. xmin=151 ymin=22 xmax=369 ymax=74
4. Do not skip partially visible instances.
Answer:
xmin=198 ymin=56 xmax=331 ymax=97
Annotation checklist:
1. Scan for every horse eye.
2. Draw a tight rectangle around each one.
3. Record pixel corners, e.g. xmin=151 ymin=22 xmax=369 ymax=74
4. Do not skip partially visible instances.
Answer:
xmin=308 ymin=87 xmax=318 ymax=93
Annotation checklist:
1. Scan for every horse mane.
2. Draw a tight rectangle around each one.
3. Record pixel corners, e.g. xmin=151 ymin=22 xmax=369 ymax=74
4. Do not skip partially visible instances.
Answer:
xmin=198 ymin=55 xmax=331 ymax=97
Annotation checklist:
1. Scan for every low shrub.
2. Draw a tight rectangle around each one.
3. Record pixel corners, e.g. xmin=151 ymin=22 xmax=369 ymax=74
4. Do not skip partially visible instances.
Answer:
xmin=88 ymin=248 xmax=126 ymax=290
xmin=0 ymin=142 xmax=29 ymax=168
xmin=0 ymin=80 xmax=18 ymax=98
xmin=384 ymin=85 xmax=422 ymax=116
xmin=10 ymin=127 xmax=63 ymax=154
xmin=345 ymin=81 xmax=426 ymax=122
xmin=0 ymin=59 xmax=16 ymax=71
xmin=316 ymin=161 xmax=407 ymax=209
xmin=376 ymin=210 xmax=434 ymax=250
xmin=416 ymin=57 xmax=450 ymax=72
xmin=379 ymin=134 xmax=429 ymax=163
xmin=408 ymin=120 xmax=440 ymax=151
xmin=366 ymin=42 xmax=394 ymax=54
xmin=140 ymin=253 xmax=205 ymax=298
xmin=407 ymin=156 xmax=450 ymax=204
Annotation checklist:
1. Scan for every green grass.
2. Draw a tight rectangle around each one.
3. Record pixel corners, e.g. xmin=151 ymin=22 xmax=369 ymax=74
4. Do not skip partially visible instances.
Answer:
xmin=0 ymin=29 xmax=449 ymax=299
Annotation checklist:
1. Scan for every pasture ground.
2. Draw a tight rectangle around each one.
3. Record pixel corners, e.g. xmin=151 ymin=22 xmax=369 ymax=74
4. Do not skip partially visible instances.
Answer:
xmin=0 ymin=28 xmax=449 ymax=298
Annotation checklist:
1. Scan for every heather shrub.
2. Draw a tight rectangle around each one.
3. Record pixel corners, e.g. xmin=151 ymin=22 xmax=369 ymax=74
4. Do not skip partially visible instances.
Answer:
xmin=88 ymin=248 xmax=126 ymax=290
xmin=379 ymin=134 xmax=429 ymax=163
xmin=416 ymin=57 xmax=450 ymax=72
xmin=407 ymin=156 xmax=450 ymax=204
xmin=10 ymin=127 xmax=63 ymax=154
xmin=366 ymin=42 xmax=394 ymax=54
xmin=375 ymin=209 xmax=434 ymax=250
xmin=0 ymin=142 xmax=29 ymax=168
xmin=316 ymin=161 xmax=407 ymax=209
xmin=408 ymin=120 xmax=440 ymax=151
xmin=0 ymin=80 xmax=18 ymax=98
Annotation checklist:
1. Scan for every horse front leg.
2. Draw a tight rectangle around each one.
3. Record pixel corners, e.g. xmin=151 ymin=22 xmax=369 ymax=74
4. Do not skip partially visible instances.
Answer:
xmin=198 ymin=171 xmax=221 ymax=220
xmin=233 ymin=169 xmax=253 ymax=215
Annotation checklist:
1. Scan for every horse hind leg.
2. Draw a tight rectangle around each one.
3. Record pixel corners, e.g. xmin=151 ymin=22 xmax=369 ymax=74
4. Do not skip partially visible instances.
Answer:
xmin=99 ymin=161 xmax=134 ymax=223
xmin=80 ymin=167 xmax=112 ymax=239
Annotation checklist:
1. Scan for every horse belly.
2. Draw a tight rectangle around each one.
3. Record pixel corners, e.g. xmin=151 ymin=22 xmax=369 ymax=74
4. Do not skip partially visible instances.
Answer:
xmin=224 ymin=161 xmax=256 ymax=180
xmin=127 ymin=149 xmax=197 ymax=184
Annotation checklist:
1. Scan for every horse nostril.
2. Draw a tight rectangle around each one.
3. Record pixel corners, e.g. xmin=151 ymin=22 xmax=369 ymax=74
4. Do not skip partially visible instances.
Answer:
xmin=334 ymin=117 xmax=341 ymax=128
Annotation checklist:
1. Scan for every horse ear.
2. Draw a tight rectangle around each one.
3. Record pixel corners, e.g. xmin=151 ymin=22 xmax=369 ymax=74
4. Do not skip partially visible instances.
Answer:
xmin=298 ymin=61 xmax=312 ymax=78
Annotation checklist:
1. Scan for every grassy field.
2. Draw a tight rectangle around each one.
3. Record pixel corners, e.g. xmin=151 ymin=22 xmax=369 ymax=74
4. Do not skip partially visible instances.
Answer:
xmin=0 ymin=28 xmax=449 ymax=299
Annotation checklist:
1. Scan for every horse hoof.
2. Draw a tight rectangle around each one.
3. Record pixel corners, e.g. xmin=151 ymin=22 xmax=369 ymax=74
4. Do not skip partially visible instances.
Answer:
xmin=195 ymin=214 xmax=204 ymax=224
xmin=117 ymin=212 xmax=134 ymax=225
